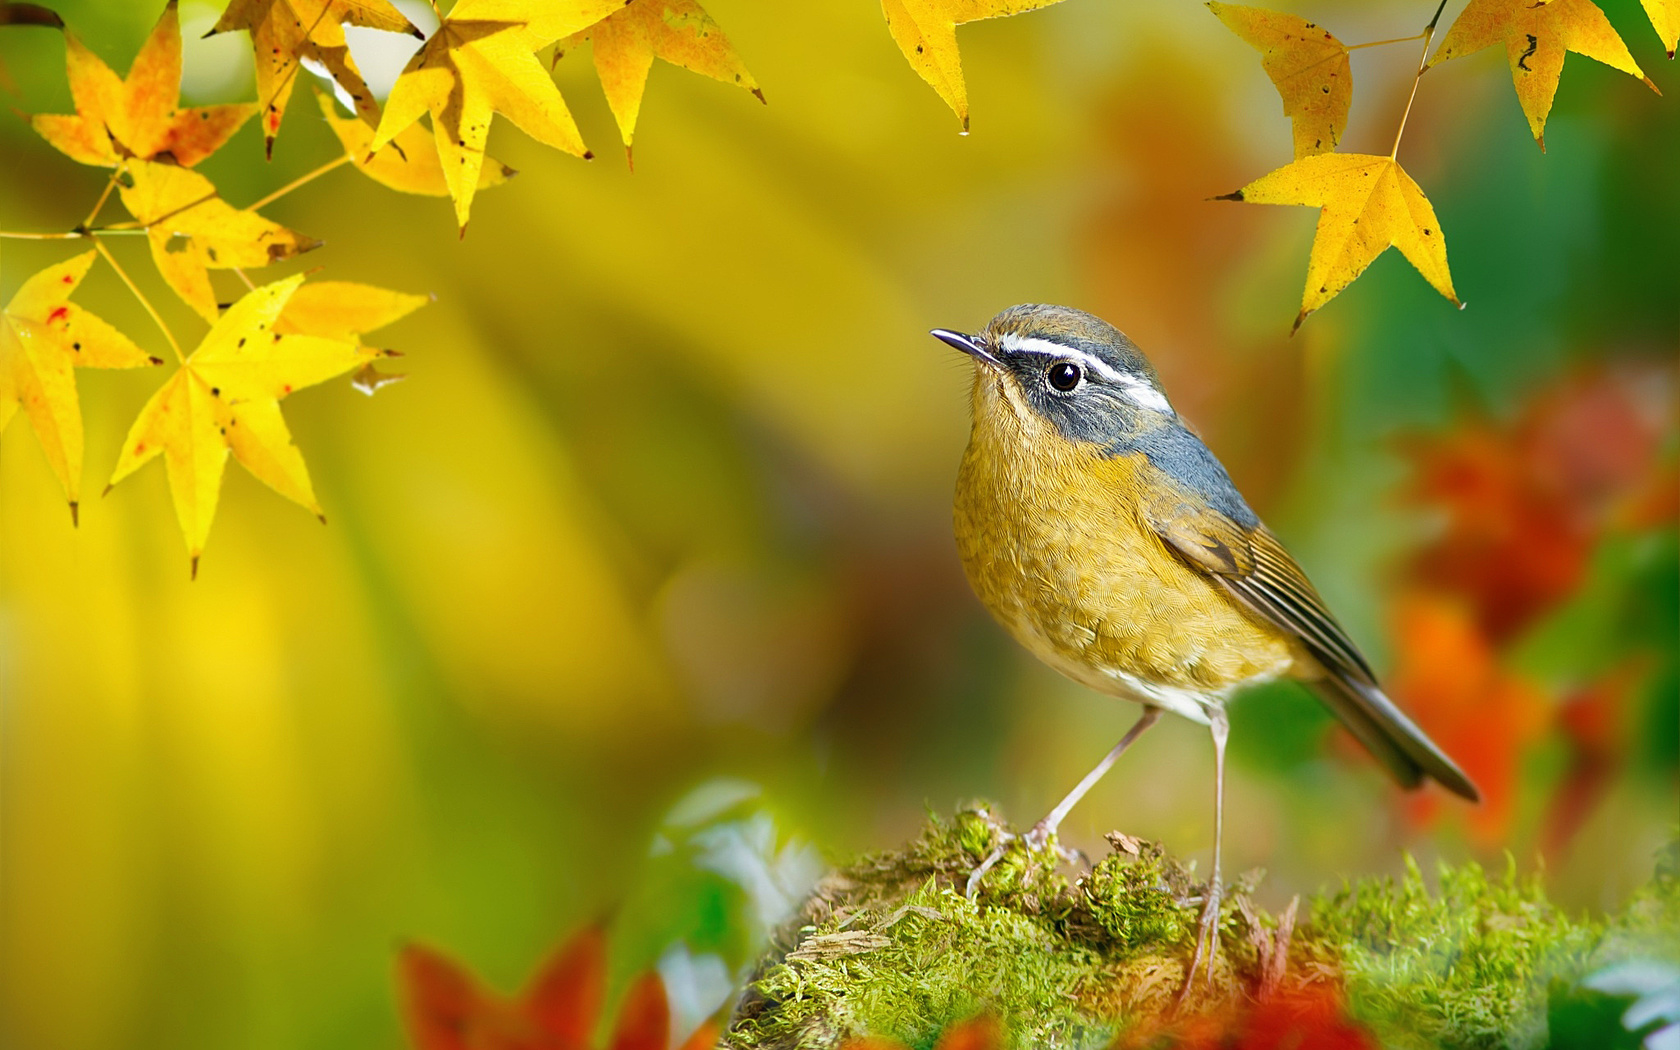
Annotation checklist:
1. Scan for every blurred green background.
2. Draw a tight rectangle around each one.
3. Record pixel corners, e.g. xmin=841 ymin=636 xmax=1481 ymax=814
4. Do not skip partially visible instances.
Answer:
xmin=0 ymin=1 xmax=1675 ymax=1048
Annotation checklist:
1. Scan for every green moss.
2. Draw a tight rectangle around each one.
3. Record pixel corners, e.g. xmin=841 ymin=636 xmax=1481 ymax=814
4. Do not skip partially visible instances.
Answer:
xmin=720 ymin=811 xmax=1679 ymax=1050
xmin=1308 ymin=855 xmax=1600 ymax=1050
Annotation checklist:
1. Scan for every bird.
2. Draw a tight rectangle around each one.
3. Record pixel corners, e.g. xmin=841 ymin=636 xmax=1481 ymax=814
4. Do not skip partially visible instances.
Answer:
xmin=933 ymin=303 xmax=1479 ymax=990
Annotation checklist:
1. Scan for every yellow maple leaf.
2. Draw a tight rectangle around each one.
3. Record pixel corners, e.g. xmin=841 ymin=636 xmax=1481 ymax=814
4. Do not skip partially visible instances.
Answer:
xmin=449 ymin=0 xmax=623 ymax=49
xmin=116 ymin=159 xmax=321 ymax=323
xmin=31 ymin=0 xmax=255 ymax=168
xmin=1429 ymin=0 xmax=1658 ymax=150
xmin=315 ymin=88 xmax=515 ymax=199
xmin=1208 ymin=2 xmax=1350 ymax=159
xmin=0 ymin=251 xmax=161 ymax=518
xmin=207 ymin=0 xmax=421 ymax=158
xmin=372 ymin=16 xmax=592 ymax=233
xmin=106 ymin=274 xmax=390 ymax=576
xmin=1638 ymin=0 xmax=1678 ymax=58
xmin=558 ymin=0 xmax=762 ymax=167
xmin=275 ymin=279 xmax=428 ymax=343
xmin=1218 ymin=153 xmax=1458 ymax=331
xmin=881 ymin=0 xmax=1068 ymax=130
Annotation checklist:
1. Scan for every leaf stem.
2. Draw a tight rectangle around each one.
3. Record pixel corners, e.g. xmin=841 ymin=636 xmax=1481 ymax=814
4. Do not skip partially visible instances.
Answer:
xmin=245 ymin=153 xmax=352 ymax=212
xmin=81 ymin=163 xmax=124 ymax=229
xmin=1390 ymin=0 xmax=1450 ymax=161
xmin=1347 ymin=32 xmax=1427 ymax=51
xmin=96 ymin=240 xmax=182 ymax=363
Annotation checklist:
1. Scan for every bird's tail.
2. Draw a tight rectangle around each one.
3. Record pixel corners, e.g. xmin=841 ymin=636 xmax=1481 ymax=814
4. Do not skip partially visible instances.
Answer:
xmin=1309 ymin=673 xmax=1481 ymax=802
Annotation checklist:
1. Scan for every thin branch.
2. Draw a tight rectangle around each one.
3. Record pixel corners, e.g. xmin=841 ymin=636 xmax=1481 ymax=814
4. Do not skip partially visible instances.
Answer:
xmin=95 ymin=240 xmax=182 ymax=363
xmin=1391 ymin=0 xmax=1451 ymax=161
xmin=80 ymin=162 xmax=124 ymax=230
xmin=231 ymin=267 xmax=256 ymax=291
xmin=245 ymin=153 xmax=352 ymax=212
xmin=1347 ymin=32 xmax=1427 ymax=51
xmin=0 ymin=229 xmax=85 ymax=240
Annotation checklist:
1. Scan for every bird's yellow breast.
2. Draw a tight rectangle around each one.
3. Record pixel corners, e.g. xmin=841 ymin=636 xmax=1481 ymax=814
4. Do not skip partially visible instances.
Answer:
xmin=953 ymin=374 xmax=1299 ymax=712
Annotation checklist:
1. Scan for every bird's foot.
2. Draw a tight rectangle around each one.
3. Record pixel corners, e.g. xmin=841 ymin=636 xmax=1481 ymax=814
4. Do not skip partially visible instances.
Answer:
xmin=964 ymin=818 xmax=1079 ymax=900
xmin=1175 ymin=876 xmax=1224 ymax=1009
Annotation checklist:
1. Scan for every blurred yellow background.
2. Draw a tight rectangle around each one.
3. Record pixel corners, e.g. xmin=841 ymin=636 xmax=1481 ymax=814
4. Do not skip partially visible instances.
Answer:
xmin=1 ymin=2 xmax=1675 ymax=1048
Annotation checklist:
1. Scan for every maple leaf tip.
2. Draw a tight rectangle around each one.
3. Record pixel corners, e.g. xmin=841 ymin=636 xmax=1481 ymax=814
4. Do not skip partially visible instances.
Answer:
xmin=1212 ymin=189 xmax=1244 ymax=202
xmin=148 ymin=355 xmax=165 ymax=366
xmin=583 ymin=150 xmax=595 ymax=161
xmin=69 ymin=501 xmax=79 ymax=528
xmin=407 ymin=26 xmax=425 ymax=40
xmin=625 ymin=145 xmax=634 ymax=173
xmin=753 ymin=88 xmax=767 ymax=105
xmin=265 ymin=137 xmax=275 ymax=161
xmin=1290 ymin=310 xmax=1309 ymax=335
xmin=1643 ymin=76 xmax=1662 ymax=95
xmin=189 ymin=554 xmax=200 ymax=581
xmin=317 ymin=513 xmax=328 ymax=525
xmin=101 ymin=482 xmax=113 ymax=498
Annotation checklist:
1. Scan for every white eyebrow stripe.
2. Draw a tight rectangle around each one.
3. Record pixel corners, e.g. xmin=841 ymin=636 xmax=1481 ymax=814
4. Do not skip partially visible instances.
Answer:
xmin=995 ymin=332 xmax=1174 ymax=414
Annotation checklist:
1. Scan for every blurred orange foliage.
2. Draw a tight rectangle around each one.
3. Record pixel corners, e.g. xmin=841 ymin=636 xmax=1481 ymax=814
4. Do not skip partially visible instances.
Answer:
xmin=1117 ymin=984 xmax=1377 ymax=1050
xmin=1385 ymin=591 xmax=1549 ymax=844
xmin=399 ymin=926 xmax=717 ymax=1050
xmin=1390 ymin=365 xmax=1675 ymax=845
xmin=1399 ymin=365 xmax=1673 ymax=643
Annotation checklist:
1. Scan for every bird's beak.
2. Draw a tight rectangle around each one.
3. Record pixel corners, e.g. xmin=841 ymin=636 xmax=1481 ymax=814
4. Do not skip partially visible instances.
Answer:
xmin=931 ymin=328 xmax=1001 ymax=367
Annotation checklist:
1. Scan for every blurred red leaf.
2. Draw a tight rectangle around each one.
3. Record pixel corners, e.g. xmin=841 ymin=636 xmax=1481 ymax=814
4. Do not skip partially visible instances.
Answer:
xmin=1399 ymin=365 xmax=1672 ymax=643
xmin=398 ymin=927 xmax=679 ymax=1050
xmin=1119 ymin=984 xmax=1377 ymax=1050
xmin=1386 ymin=592 xmax=1550 ymax=844
xmin=1541 ymin=663 xmax=1647 ymax=858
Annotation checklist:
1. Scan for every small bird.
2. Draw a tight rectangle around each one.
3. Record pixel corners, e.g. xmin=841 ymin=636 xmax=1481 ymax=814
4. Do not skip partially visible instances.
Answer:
xmin=934 ymin=304 xmax=1478 ymax=988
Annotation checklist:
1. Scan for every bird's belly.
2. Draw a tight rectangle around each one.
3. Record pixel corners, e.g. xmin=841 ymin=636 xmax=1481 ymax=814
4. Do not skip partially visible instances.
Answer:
xmin=955 ymin=452 xmax=1298 ymax=718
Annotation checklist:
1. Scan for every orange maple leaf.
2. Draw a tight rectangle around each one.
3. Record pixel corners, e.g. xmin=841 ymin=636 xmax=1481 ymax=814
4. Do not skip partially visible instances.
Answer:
xmin=1384 ymin=592 xmax=1549 ymax=844
xmin=399 ymin=926 xmax=717 ymax=1050
xmin=1428 ymin=0 xmax=1659 ymax=151
xmin=31 ymin=0 xmax=255 ymax=168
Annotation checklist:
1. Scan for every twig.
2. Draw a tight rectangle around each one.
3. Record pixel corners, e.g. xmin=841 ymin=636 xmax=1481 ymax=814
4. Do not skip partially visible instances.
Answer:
xmin=231 ymin=267 xmax=256 ymax=290
xmin=1391 ymin=0 xmax=1451 ymax=160
xmin=95 ymin=240 xmax=182 ymax=363
xmin=245 ymin=153 xmax=352 ymax=212
xmin=80 ymin=163 xmax=124 ymax=230
xmin=1347 ymin=32 xmax=1427 ymax=51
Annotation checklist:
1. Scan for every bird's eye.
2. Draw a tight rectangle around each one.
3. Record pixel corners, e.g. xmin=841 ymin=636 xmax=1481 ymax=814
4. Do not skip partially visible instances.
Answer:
xmin=1048 ymin=361 xmax=1082 ymax=392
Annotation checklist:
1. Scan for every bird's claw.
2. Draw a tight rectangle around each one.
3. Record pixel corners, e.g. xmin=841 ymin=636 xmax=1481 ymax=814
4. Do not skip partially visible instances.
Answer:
xmin=965 ymin=820 xmax=1079 ymax=899
xmin=1175 ymin=878 xmax=1224 ymax=1008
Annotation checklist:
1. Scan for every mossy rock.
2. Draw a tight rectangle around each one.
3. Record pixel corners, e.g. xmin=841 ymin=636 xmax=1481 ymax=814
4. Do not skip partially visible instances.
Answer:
xmin=720 ymin=807 xmax=1680 ymax=1050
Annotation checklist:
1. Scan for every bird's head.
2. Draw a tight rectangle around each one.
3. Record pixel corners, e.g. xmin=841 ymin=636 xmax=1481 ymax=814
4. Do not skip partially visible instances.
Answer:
xmin=932 ymin=304 xmax=1174 ymax=449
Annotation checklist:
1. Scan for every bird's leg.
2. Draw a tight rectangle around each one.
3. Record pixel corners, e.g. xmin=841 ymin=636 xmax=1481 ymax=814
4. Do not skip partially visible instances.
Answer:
xmin=967 ymin=707 xmax=1162 ymax=899
xmin=1181 ymin=705 xmax=1229 ymax=1001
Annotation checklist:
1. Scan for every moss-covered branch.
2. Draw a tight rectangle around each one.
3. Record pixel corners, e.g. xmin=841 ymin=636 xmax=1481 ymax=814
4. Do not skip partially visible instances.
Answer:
xmin=722 ymin=807 xmax=1679 ymax=1050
